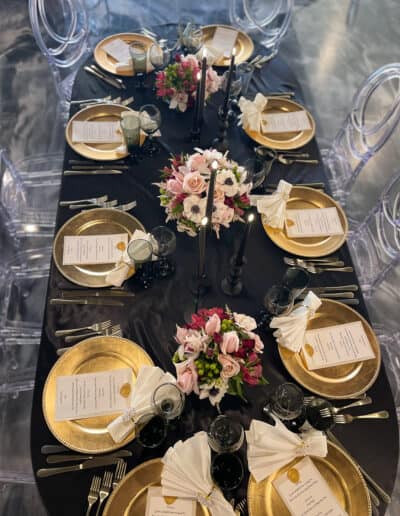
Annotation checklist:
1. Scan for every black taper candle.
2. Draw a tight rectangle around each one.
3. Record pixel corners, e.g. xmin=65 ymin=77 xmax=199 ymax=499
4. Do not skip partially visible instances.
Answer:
xmin=222 ymin=49 xmax=236 ymax=119
xmin=205 ymin=160 xmax=218 ymax=228
xmin=191 ymin=71 xmax=202 ymax=139
xmin=235 ymin=212 xmax=255 ymax=265
xmin=198 ymin=52 xmax=207 ymax=126
xmin=198 ymin=216 xmax=208 ymax=279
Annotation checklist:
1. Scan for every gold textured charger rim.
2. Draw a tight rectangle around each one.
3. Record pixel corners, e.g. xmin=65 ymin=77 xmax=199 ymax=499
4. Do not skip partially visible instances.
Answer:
xmin=103 ymin=458 xmax=210 ymax=516
xmin=278 ymin=299 xmax=381 ymax=399
xmin=94 ymin=32 xmax=157 ymax=77
xmin=201 ymin=24 xmax=254 ymax=66
xmin=247 ymin=441 xmax=371 ymax=516
xmin=262 ymin=186 xmax=348 ymax=257
xmin=65 ymin=103 xmax=134 ymax=160
xmin=244 ymin=98 xmax=316 ymax=150
xmin=52 ymin=207 xmax=145 ymax=288
xmin=42 ymin=336 xmax=154 ymax=454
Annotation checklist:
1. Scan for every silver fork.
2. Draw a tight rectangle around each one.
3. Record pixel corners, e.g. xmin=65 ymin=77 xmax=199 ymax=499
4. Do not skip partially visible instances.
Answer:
xmin=333 ymin=411 xmax=389 ymax=424
xmin=60 ymin=195 xmax=108 ymax=206
xmin=71 ymin=96 xmax=112 ymax=105
xmin=235 ymin=497 xmax=247 ymax=515
xmin=304 ymin=265 xmax=354 ymax=274
xmin=284 ymin=257 xmax=345 ymax=268
xmin=95 ymin=470 xmax=113 ymax=516
xmin=71 ymin=200 xmax=118 ymax=210
xmin=64 ymin=324 xmax=121 ymax=343
xmin=113 ymin=201 xmax=137 ymax=212
xmin=112 ymin=459 xmax=127 ymax=490
xmin=55 ymin=320 xmax=112 ymax=337
xmin=86 ymin=475 xmax=101 ymax=516
xmin=320 ymin=397 xmax=372 ymax=418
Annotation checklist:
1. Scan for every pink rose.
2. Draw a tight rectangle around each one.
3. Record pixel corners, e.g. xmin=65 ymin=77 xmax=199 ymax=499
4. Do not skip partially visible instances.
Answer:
xmin=183 ymin=172 xmax=207 ymax=195
xmin=247 ymin=331 xmax=264 ymax=353
xmin=220 ymin=331 xmax=240 ymax=354
xmin=205 ymin=313 xmax=221 ymax=336
xmin=166 ymin=178 xmax=183 ymax=195
xmin=175 ymin=325 xmax=190 ymax=345
xmin=213 ymin=187 xmax=225 ymax=203
xmin=188 ymin=153 xmax=209 ymax=173
xmin=175 ymin=359 xmax=199 ymax=394
xmin=218 ymin=354 xmax=241 ymax=379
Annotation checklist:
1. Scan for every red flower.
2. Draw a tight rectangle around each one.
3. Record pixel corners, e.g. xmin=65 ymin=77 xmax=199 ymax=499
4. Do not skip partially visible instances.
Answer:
xmin=175 ymin=53 xmax=182 ymax=62
xmin=241 ymin=363 xmax=263 ymax=386
xmin=224 ymin=197 xmax=234 ymax=208
xmin=242 ymin=339 xmax=255 ymax=350
xmin=188 ymin=313 xmax=206 ymax=330
xmin=234 ymin=348 xmax=247 ymax=359
xmin=213 ymin=332 xmax=222 ymax=344
xmin=240 ymin=194 xmax=250 ymax=205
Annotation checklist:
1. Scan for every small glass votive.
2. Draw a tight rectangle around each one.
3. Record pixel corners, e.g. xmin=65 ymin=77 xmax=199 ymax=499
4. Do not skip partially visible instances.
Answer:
xmin=152 ymin=383 xmax=185 ymax=421
xmin=127 ymin=239 xmax=153 ymax=265
xmin=211 ymin=452 xmax=244 ymax=492
xmin=120 ymin=113 xmax=140 ymax=156
xmin=129 ymin=41 xmax=148 ymax=87
xmin=208 ymin=415 xmax=244 ymax=453
xmin=136 ymin=413 xmax=167 ymax=448
xmin=268 ymin=382 xmax=304 ymax=421
xmin=282 ymin=266 xmax=310 ymax=299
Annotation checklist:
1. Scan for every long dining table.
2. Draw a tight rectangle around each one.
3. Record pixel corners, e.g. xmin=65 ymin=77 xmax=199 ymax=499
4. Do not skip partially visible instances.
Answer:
xmin=30 ymin=24 xmax=399 ymax=515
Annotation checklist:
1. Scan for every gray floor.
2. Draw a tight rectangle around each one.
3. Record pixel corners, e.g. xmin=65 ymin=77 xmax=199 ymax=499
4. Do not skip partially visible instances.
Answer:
xmin=0 ymin=0 xmax=399 ymax=514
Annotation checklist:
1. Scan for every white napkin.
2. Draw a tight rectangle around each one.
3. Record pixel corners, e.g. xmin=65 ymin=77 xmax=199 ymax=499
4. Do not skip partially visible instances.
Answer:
xmin=105 ymin=229 xmax=151 ymax=287
xmin=161 ymin=432 xmax=235 ymax=516
xmin=246 ymin=416 xmax=327 ymax=483
xmin=255 ymin=179 xmax=293 ymax=229
xmin=197 ymin=46 xmax=223 ymax=66
xmin=238 ymin=93 xmax=268 ymax=132
xmin=270 ymin=291 xmax=322 ymax=353
xmin=107 ymin=365 xmax=176 ymax=443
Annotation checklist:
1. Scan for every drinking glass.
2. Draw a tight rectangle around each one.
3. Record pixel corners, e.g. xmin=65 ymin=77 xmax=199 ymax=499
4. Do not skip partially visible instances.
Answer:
xmin=152 ymin=383 xmax=185 ymax=421
xmin=178 ymin=17 xmax=203 ymax=54
xmin=219 ymin=71 xmax=242 ymax=120
xmin=305 ymin=397 xmax=335 ymax=431
xmin=136 ymin=413 xmax=167 ymax=448
xmin=282 ymin=266 xmax=310 ymax=299
xmin=269 ymin=383 xmax=304 ymax=420
xmin=120 ymin=113 xmax=140 ymax=161
xmin=129 ymin=41 xmax=148 ymax=89
xmin=235 ymin=62 xmax=255 ymax=98
xmin=149 ymin=43 xmax=171 ymax=90
xmin=211 ymin=452 xmax=244 ymax=492
xmin=139 ymin=104 xmax=162 ymax=156
xmin=150 ymin=225 xmax=176 ymax=278
xmin=244 ymin=155 xmax=270 ymax=190
xmin=208 ymin=415 xmax=244 ymax=453
xmin=127 ymin=239 xmax=154 ymax=288
xmin=258 ymin=285 xmax=294 ymax=328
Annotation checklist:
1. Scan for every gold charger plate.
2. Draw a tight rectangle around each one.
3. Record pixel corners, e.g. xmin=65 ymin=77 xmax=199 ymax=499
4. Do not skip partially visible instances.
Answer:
xmin=279 ymin=299 xmax=381 ymax=399
xmin=263 ymin=186 xmax=348 ymax=257
xmin=94 ymin=32 xmax=156 ymax=77
xmin=65 ymin=103 xmax=135 ymax=160
xmin=201 ymin=24 xmax=254 ymax=66
xmin=42 ymin=336 xmax=154 ymax=454
xmin=244 ymin=97 xmax=316 ymax=150
xmin=248 ymin=442 xmax=371 ymax=516
xmin=53 ymin=208 xmax=144 ymax=288
xmin=103 ymin=458 xmax=210 ymax=516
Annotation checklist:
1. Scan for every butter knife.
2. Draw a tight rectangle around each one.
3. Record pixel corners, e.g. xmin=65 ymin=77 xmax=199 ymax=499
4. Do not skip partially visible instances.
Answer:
xmin=50 ymin=298 xmax=124 ymax=306
xmin=70 ymin=165 xmax=129 ymax=170
xmin=37 ymin=455 xmax=120 ymax=477
xmin=60 ymin=289 xmax=135 ymax=298
xmin=64 ymin=170 xmax=123 ymax=176
xmin=46 ymin=449 xmax=132 ymax=464
xmin=84 ymin=65 xmax=124 ymax=90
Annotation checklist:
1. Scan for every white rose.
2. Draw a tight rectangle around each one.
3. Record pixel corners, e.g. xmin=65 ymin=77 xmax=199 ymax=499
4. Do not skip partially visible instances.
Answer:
xmin=233 ymin=312 xmax=257 ymax=332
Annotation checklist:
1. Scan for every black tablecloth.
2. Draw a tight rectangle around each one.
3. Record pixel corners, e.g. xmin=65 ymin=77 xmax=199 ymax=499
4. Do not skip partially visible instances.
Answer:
xmin=30 ymin=26 xmax=398 ymax=515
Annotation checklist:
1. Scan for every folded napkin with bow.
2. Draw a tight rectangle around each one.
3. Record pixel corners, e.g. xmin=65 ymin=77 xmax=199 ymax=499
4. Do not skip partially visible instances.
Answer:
xmin=238 ymin=93 xmax=268 ymax=132
xmin=246 ymin=416 xmax=327 ymax=482
xmin=270 ymin=291 xmax=322 ymax=353
xmin=252 ymin=179 xmax=293 ymax=229
xmin=161 ymin=432 xmax=235 ymax=516
xmin=107 ymin=365 xmax=176 ymax=443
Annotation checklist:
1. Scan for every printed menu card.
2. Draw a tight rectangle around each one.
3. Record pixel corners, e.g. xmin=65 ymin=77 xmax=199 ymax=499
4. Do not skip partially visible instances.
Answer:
xmin=71 ymin=121 xmax=122 ymax=143
xmin=145 ymin=487 xmax=196 ymax=516
xmin=303 ymin=321 xmax=375 ymax=370
xmin=285 ymin=207 xmax=344 ymax=238
xmin=63 ymin=233 xmax=128 ymax=266
xmin=210 ymin=26 xmax=238 ymax=57
xmin=55 ymin=368 xmax=132 ymax=421
xmin=273 ymin=456 xmax=348 ymax=516
xmin=261 ymin=111 xmax=312 ymax=134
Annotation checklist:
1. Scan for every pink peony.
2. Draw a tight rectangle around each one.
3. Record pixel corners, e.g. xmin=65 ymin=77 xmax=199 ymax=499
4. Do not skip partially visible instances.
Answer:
xmin=205 ymin=313 xmax=221 ymax=336
xmin=182 ymin=172 xmax=207 ymax=195
xmin=166 ymin=178 xmax=183 ymax=195
xmin=175 ymin=359 xmax=199 ymax=394
xmin=220 ymin=331 xmax=240 ymax=354
xmin=218 ymin=354 xmax=241 ymax=379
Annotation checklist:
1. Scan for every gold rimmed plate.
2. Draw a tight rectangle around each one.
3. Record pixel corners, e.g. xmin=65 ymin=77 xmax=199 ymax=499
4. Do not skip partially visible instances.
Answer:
xmin=248 ymin=442 xmax=371 ymax=515
xmin=42 ymin=336 xmax=154 ymax=454
xmin=103 ymin=458 xmax=210 ymax=516
xmin=201 ymin=24 xmax=254 ymax=66
xmin=94 ymin=32 xmax=157 ymax=76
xmin=263 ymin=186 xmax=348 ymax=257
xmin=244 ymin=97 xmax=315 ymax=150
xmin=279 ymin=299 xmax=381 ymax=399
xmin=66 ymin=103 xmax=134 ymax=161
xmin=53 ymin=208 xmax=144 ymax=288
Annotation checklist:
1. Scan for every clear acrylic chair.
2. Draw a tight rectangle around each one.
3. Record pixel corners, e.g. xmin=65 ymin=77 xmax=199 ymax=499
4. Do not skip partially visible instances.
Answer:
xmin=28 ymin=0 xmax=90 ymax=118
xmin=322 ymin=63 xmax=400 ymax=206
xmin=0 ymin=149 xmax=61 ymax=241
xmin=0 ymin=336 xmax=40 ymax=394
xmin=0 ymin=481 xmax=46 ymax=516
xmin=348 ymin=172 xmax=400 ymax=297
xmin=229 ymin=0 xmax=293 ymax=59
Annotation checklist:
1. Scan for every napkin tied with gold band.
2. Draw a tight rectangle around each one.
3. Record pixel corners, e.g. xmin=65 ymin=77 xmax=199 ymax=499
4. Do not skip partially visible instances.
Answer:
xmin=270 ymin=291 xmax=322 ymax=353
xmin=238 ymin=93 xmax=269 ymax=132
xmin=107 ymin=365 xmax=176 ymax=443
xmin=253 ymin=179 xmax=293 ymax=229
xmin=161 ymin=432 xmax=235 ymax=516
xmin=246 ymin=417 xmax=327 ymax=483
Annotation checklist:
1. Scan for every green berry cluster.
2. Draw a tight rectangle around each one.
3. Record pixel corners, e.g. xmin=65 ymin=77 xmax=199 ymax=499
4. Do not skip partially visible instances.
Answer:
xmin=195 ymin=353 xmax=222 ymax=382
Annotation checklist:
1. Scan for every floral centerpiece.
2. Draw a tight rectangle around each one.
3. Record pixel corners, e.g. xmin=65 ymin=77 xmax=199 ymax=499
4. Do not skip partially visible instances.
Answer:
xmin=173 ymin=307 xmax=266 ymax=406
xmin=155 ymin=54 xmax=221 ymax=112
xmin=156 ymin=148 xmax=252 ymax=237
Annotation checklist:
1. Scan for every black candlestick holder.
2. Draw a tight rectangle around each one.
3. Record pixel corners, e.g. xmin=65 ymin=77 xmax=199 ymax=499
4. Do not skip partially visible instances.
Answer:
xmin=212 ymin=114 xmax=229 ymax=153
xmin=188 ymin=127 xmax=201 ymax=143
xmin=221 ymin=256 xmax=247 ymax=296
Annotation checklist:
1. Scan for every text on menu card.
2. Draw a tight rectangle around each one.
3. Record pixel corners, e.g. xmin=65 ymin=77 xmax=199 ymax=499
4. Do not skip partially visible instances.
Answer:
xmin=71 ymin=121 xmax=122 ymax=143
xmin=273 ymin=456 xmax=348 ymax=516
xmin=210 ymin=26 xmax=238 ymax=57
xmin=285 ymin=207 xmax=344 ymax=238
xmin=303 ymin=321 xmax=375 ymax=371
xmin=261 ymin=111 xmax=312 ymax=134
xmin=63 ymin=233 xmax=128 ymax=266
xmin=145 ymin=487 xmax=196 ymax=516
xmin=55 ymin=368 xmax=132 ymax=421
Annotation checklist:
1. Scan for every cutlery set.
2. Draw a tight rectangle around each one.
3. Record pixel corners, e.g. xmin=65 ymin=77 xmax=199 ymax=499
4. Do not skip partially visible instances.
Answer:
xmin=84 ymin=64 xmax=126 ymax=90
xmin=55 ymin=319 xmax=122 ymax=354
xmin=64 ymin=169 xmax=124 ymax=176
xmin=60 ymin=195 xmax=136 ymax=211
xmin=37 ymin=452 xmax=129 ymax=478
xmin=71 ymin=95 xmax=134 ymax=109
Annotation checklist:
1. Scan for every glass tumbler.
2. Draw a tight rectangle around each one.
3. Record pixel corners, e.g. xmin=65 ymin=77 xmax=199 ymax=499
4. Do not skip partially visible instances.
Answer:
xmin=208 ymin=415 xmax=244 ymax=453
xmin=129 ymin=41 xmax=148 ymax=88
xmin=152 ymin=383 xmax=185 ymax=421
xmin=120 ymin=113 xmax=140 ymax=159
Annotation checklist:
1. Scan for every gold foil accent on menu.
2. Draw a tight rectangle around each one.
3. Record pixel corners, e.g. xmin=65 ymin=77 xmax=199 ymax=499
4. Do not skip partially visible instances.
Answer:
xmin=287 ymin=467 xmax=300 ymax=483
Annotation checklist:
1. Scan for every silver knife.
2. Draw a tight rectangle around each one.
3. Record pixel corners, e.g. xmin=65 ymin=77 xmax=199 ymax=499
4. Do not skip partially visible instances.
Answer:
xmin=46 ymin=449 xmax=132 ymax=464
xmin=90 ymin=64 xmax=126 ymax=90
xmin=41 ymin=444 xmax=70 ymax=454
xmin=37 ymin=455 xmax=120 ymax=477
xmin=64 ymin=170 xmax=123 ymax=176
xmin=60 ymin=290 xmax=135 ymax=298
xmin=84 ymin=65 xmax=123 ymax=90
xmin=50 ymin=298 xmax=124 ymax=306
